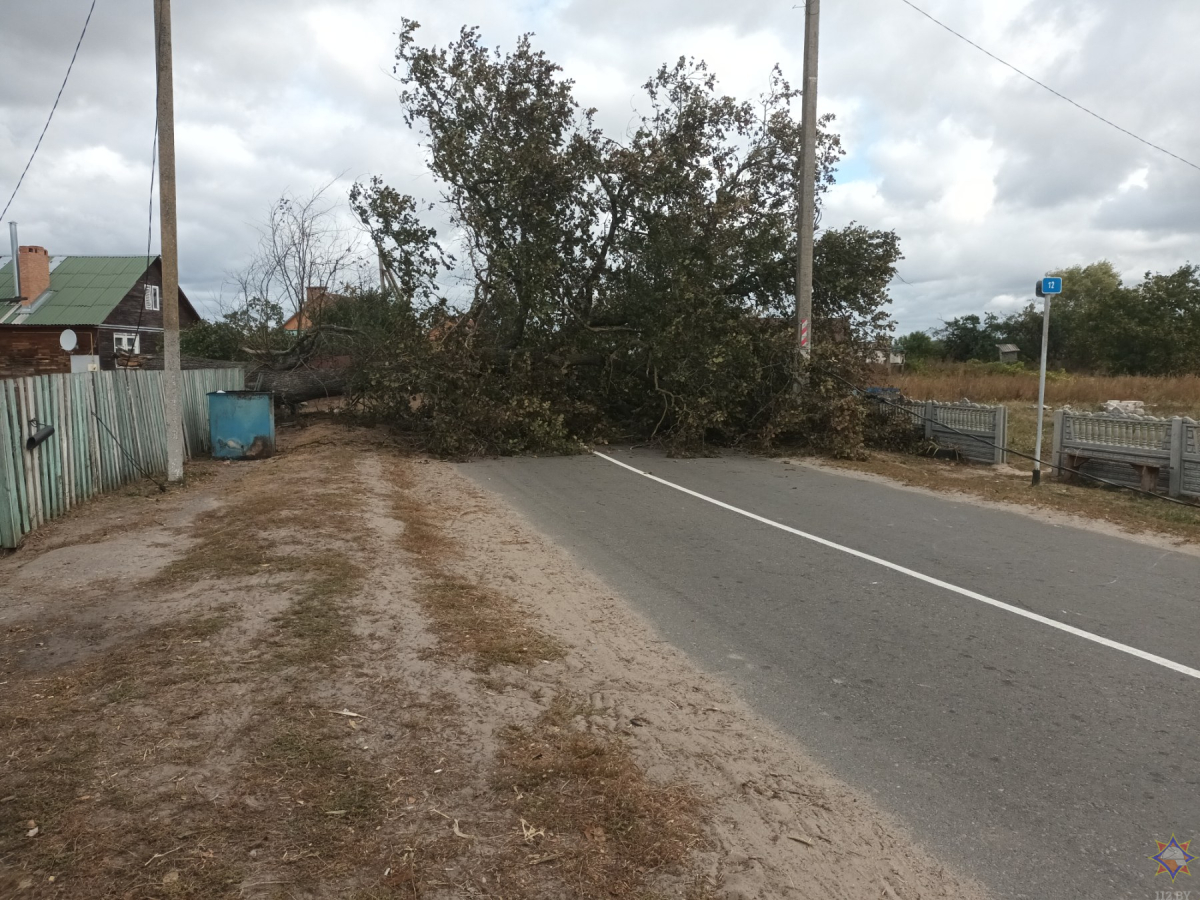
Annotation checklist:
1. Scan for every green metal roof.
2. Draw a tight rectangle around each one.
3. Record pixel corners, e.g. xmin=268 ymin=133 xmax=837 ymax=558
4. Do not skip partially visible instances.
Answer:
xmin=0 ymin=256 xmax=152 ymax=325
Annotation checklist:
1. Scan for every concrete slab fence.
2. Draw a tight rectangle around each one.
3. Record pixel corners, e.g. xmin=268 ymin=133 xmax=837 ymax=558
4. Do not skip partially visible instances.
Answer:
xmin=0 ymin=367 xmax=245 ymax=548
xmin=873 ymin=397 xmax=1008 ymax=465
xmin=1052 ymin=409 xmax=1200 ymax=499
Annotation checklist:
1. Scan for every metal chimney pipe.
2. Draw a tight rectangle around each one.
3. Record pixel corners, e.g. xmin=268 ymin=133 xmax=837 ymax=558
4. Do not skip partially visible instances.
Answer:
xmin=8 ymin=222 xmax=20 ymax=299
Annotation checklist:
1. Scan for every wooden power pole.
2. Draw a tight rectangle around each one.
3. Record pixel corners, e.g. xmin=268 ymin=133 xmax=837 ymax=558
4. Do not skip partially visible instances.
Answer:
xmin=796 ymin=0 xmax=821 ymax=362
xmin=153 ymin=0 xmax=184 ymax=482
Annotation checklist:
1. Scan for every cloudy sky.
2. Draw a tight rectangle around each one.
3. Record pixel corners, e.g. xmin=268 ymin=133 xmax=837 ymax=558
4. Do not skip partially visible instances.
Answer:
xmin=2 ymin=0 xmax=1198 ymax=333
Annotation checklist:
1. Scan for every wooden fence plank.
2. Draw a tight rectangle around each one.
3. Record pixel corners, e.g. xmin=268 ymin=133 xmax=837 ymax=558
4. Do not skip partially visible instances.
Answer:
xmin=50 ymin=375 xmax=64 ymax=517
xmin=86 ymin=373 xmax=102 ymax=499
xmin=22 ymin=378 xmax=41 ymax=529
xmin=6 ymin=379 xmax=31 ymax=535
xmin=57 ymin=372 xmax=71 ymax=512
xmin=0 ymin=388 xmax=18 ymax=547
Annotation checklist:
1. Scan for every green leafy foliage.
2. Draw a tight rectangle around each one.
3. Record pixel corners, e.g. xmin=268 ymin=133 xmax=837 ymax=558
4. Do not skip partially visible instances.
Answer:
xmin=181 ymin=296 xmax=291 ymax=361
xmin=179 ymin=317 xmax=243 ymax=360
xmin=895 ymin=330 xmax=943 ymax=362
xmin=339 ymin=24 xmax=902 ymax=457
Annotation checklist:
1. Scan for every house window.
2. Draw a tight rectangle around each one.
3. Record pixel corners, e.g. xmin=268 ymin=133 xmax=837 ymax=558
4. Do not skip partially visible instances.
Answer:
xmin=114 ymin=333 xmax=140 ymax=354
xmin=144 ymin=285 xmax=161 ymax=311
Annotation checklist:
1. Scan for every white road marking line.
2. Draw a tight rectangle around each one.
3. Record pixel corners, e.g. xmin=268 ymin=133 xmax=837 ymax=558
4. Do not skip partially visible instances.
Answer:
xmin=592 ymin=451 xmax=1200 ymax=681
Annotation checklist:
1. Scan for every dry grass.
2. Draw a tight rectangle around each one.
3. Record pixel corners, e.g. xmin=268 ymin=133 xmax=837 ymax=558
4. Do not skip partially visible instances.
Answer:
xmin=383 ymin=457 xmax=713 ymax=898
xmin=388 ymin=462 xmax=566 ymax=673
xmin=417 ymin=578 xmax=567 ymax=672
xmin=3 ymin=430 xmax=712 ymax=900
xmin=0 ymin=611 xmax=251 ymax=897
xmin=1 ymin=441 xmax=380 ymax=898
xmin=149 ymin=454 xmax=367 ymax=668
xmin=884 ymin=364 xmax=1200 ymax=413
xmin=493 ymin=695 xmax=707 ymax=899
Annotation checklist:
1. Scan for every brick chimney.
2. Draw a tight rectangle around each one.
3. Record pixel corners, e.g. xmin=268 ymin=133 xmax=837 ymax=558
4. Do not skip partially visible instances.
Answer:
xmin=17 ymin=245 xmax=50 ymax=305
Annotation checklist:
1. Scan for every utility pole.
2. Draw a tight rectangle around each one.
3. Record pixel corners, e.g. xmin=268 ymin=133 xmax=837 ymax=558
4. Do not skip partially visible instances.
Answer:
xmin=153 ymin=0 xmax=184 ymax=483
xmin=795 ymin=0 xmax=820 ymax=363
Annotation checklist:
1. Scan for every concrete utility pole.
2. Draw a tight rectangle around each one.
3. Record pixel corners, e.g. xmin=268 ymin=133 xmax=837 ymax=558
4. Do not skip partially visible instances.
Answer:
xmin=795 ymin=0 xmax=821 ymax=363
xmin=153 ymin=0 xmax=184 ymax=483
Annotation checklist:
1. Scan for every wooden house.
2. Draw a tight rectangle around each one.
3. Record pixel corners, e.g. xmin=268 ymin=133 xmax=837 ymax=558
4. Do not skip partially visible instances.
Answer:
xmin=0 ymin=246 xmax=201 ymax=377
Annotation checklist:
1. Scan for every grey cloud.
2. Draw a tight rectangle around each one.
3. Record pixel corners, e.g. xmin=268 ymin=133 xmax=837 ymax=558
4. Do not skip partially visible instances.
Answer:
xmin=1094 ymin=172 xmax=1200 ymax=236
xmin=2 ymin=0 xmax=1199 ymax=328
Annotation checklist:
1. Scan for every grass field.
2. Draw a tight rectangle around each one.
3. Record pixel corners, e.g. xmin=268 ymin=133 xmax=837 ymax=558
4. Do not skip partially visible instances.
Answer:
xmin=883 ymin=364 xmax=1200 ymax=410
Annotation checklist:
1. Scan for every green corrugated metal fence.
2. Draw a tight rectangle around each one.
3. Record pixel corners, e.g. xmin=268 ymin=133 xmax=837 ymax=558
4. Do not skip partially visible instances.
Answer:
xmin=0 ymin=368 xmax=244 ymax=548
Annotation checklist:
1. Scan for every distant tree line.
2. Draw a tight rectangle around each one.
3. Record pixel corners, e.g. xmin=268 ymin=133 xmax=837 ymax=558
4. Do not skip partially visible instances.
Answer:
xmin=895 ymin=261 xmax=1200 ymax=376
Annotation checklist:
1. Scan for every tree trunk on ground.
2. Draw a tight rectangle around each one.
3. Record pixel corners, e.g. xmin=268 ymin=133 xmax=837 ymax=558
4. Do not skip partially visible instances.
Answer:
xmin=246 ymin=364 xmax=348 ymax=407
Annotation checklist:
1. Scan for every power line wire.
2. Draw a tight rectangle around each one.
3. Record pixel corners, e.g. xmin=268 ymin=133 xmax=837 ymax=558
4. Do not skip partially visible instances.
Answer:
xmin=128 ymin=109 xmax=159 ymax=352
xmin=0 ymin=0 xmax=99 ymax=221
xmin=104 ymin=108 xmax=162 ymax=493
xmin=894 ymin=0 xmax=1200 ymax=174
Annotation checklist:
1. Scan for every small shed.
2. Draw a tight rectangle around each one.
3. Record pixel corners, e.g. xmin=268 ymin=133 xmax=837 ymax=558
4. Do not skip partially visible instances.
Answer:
xmin=997 ymin=343 xmax=1020 ymax=363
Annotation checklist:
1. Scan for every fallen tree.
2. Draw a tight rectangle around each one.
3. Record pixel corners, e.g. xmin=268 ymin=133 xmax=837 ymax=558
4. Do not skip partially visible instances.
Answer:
xmin=337 ymin=24 xmax=902 ymax=457
xmin=244 ymin=362 xmax=349 ymax=408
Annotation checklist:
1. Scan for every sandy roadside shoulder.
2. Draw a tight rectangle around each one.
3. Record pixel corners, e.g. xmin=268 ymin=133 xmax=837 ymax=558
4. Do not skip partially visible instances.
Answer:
xmin=436 ymin=458 xmax=987 ymax=900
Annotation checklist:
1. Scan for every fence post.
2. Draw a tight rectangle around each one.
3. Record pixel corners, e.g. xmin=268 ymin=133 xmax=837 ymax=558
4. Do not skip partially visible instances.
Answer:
xmin=992 ymin=405 xmax=1007 ymax=464
xmin=1169 ymin=416 xmax=1184 ymax=498
xmin=1051 ymin=408 xmax=1065 ymax=478
xmin=924 ymin=400 xmax=935 ymax=441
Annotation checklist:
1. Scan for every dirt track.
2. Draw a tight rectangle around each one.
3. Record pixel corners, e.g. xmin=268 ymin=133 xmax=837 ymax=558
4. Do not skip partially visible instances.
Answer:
xmin=1 ymin=421 xmax=986 ymax=899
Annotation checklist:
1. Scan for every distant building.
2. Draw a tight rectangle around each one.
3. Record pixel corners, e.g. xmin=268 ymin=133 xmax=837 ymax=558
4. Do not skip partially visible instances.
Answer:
xmin=871 ymin=347 xmax=906 ymax=368
xmin=282 ymin=286 xmax=346 ymax=332
xmin=997 ymin=343 xmax=1020 ymax=363
xmin=0 ymin=246 xmax=201 ymax=377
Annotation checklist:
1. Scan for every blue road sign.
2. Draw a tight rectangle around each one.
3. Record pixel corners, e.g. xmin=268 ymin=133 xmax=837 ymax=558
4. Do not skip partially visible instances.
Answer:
xmin=1041 ymin=276 xmax=1063 ymax=294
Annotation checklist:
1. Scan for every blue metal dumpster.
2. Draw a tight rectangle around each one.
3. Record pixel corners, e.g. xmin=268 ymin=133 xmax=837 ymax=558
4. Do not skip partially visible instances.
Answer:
xmin=207 ymin=391 xmax=276 ymax=459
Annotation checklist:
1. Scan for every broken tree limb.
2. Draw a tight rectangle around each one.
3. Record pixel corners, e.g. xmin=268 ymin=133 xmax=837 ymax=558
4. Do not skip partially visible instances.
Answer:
xmin=247 ymin=362 xmax=348 ymax=406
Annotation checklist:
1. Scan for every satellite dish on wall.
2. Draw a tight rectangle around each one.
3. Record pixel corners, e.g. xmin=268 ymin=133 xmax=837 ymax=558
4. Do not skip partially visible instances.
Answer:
xmin=59 ymin=328 xmax=78 ymax=352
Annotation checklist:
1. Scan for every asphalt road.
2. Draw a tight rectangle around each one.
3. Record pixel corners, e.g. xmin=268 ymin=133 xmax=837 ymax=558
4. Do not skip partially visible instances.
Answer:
xmin=462 ymin=448 xmax=1200 ymax=900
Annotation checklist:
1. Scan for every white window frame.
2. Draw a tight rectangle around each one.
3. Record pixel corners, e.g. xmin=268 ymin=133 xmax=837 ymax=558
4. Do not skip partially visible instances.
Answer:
xmin=114 ymin=333 xmax=141 ymax=354
xmin=144 ymin=284 xmax=161 ymax=311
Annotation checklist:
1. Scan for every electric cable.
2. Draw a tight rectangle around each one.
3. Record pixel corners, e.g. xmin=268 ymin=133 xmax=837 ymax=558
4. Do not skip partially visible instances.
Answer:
xmin=894 ymin=0 xmax=1200 ymax=174
xmin=829 ymin=370 xmax=1198 ymax=507
xmin=128 ymin=109 xmax=159 ymax=355
xmin=0 ymin=0 xmax=99 ymax=221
